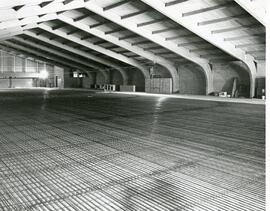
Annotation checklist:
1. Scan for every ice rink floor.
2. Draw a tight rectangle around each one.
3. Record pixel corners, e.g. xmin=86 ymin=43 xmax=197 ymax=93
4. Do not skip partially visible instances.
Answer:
xmin=0 ymin=89 xmax=265 ymax=211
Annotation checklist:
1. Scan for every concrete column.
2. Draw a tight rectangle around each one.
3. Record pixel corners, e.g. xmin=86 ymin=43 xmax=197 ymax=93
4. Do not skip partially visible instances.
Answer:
xmin=250 ymin=74 xmax=256 ymax=98
xmin=164 ymin=64 xmax=180 ymax=93
xmin=201 ymin=64 xmax=214 ymax=95
xmin=245 ymin=60 xmax=257 ymax=98
xmin=139 ymin=67 xmax=151 ymax=80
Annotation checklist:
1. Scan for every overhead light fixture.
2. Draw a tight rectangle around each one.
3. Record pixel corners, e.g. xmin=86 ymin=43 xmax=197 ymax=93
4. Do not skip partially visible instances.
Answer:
xmin=39 ymin=70 xmax=48 ymax=79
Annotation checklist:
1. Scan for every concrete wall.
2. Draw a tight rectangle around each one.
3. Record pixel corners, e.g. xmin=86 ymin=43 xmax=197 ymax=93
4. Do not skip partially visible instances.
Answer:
xmin=47 ymin=60 xmax=266 ymax=97
xmin=64 ymin=77 xmax=80 ymax=88
xmin=178 ymin=64 xmax=206 ymax=95
xmin=63 ymin=69 xmax=98 ymax=89
xmin=109 ymin=70 xmax=123 ymax=91
xmin=63 ymin=69 xmax=79 ymax=88
xmin=96 ymin=71 xmax=106 ymax=85
xmin=176 ymin=61 xmax=264 ymax=97
xmin=212 ymin=62 xmax=250 ymax=97
xmin=110 ymin=70 xmax=123 ymax=85
xmin=129 ymin=69 xmax=145 ymax=92
xmin=145 ymin=60 xmax=265 ymax=97
xmin=82 ymin=74 xmax=95 ymax=88
xmin=256 ymin=61 xmax=266 ymax=78
xmin=151 ymin=64 xmax=171 ymax=78
xmin=63 ymin=69 xmax=125 ymax=90
xmin=127 ymin=65 xmax=172 ymax=92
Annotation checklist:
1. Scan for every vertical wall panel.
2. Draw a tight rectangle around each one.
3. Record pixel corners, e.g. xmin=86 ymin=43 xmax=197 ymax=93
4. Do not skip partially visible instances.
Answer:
xmin=26 ymin=59 xmax=37 ymax=72
xmin=45 ymin=64 xmax=55 ymax=87
xmin=2 ymin=51 xmax=14 ymax=72
xmin=14 ymin=56 xmax=24 ymax=72
xmin=11 ymin=79 xmax=33 ymax=88
xmin=145 ymin=78 xmax=172 ymax=94
xmin=54 ymin=66 xmax=64 ymax=88
xmin=38 ymin=62 xmax=45 ymax=72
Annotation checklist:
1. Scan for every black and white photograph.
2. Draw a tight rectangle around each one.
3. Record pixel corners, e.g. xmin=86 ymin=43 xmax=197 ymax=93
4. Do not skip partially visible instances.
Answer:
xmin=0 ymin=0 xmax=268 ymax=210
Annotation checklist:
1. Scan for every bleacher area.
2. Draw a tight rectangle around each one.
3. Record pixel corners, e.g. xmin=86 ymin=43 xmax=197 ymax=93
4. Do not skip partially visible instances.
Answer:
xmin=0 ymin=89 xmax=265 ymax=211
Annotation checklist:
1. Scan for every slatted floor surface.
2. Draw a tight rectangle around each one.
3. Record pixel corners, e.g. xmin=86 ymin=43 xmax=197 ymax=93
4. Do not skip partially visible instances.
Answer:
xmin=0 ymin=89 xmax=265 ymax=211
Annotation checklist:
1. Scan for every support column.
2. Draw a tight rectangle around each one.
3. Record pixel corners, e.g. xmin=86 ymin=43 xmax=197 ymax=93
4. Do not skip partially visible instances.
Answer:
xmin=164 ymin=64 xmax=180 ymax=93
xmin=201 ymin=64 xmax=214 ymax=95
xmin=245 ymin=60 xmax=257 ymax=98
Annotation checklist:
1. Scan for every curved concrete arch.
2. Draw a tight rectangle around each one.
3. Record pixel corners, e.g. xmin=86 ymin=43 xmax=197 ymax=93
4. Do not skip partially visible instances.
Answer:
xmin=200 ymin=64 xmax=214 ymax=95
xmin=151 ymin=62 xmax=211 ymax=94
xmin=178 ymin=63 xmax=210 ymax=95
xmin=86 ymin=70 xmax=110 ymax=85
xmin=115 ymin=68 xmax=128 ymax=85
xmin=99 ymin=70 xmax=110 ymax=84
xmin=140 ymin=68 xmax=151 ymax=81
xmin=178 ymin=63 xmax=213 ymax=95
xmin=200 ymin=61 xmax=255 ymax=97
xmin=141 ymin=0 xmax=261 ymax=97
xmin=28 ymin=26 xmax=150 ymax=86
xmin=163 ymin=64 xmax=180 ymax=93
xmin=243 ymin=60 xmax=257 ymax=98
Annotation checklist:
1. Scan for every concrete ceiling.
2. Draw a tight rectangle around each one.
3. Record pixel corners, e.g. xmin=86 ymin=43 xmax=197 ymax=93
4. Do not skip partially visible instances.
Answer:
xmin=0 ymin=0 xmax=266 ymax=73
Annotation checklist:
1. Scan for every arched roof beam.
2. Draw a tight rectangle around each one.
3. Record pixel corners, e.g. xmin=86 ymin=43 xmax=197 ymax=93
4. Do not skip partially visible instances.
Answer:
xmin=2 ymin=40 xmax=93 ymax=72
xmin=141 ymin=0 xmax=260 ymax=97
xmin=141 ymin=0 xmax=257 ymax=63
xmin=0 ymin=43 xmax=75 ymax=71
xmin=32 ymin=23 xmax=149 ymax=79
xmin=11 ymin=36 xmax=103 ymax=70
xmin=57 ymin=14 xmax=182 ymax=91
xmin=13 ymin=36 xmax=130 ymax=84
xmin=82 ymin=3 xmax=215 ymax=93
xmin=84 ymin=3 xmax=208 ymax=66
xmin=0 ymin=0 xmax=84 ymax=22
